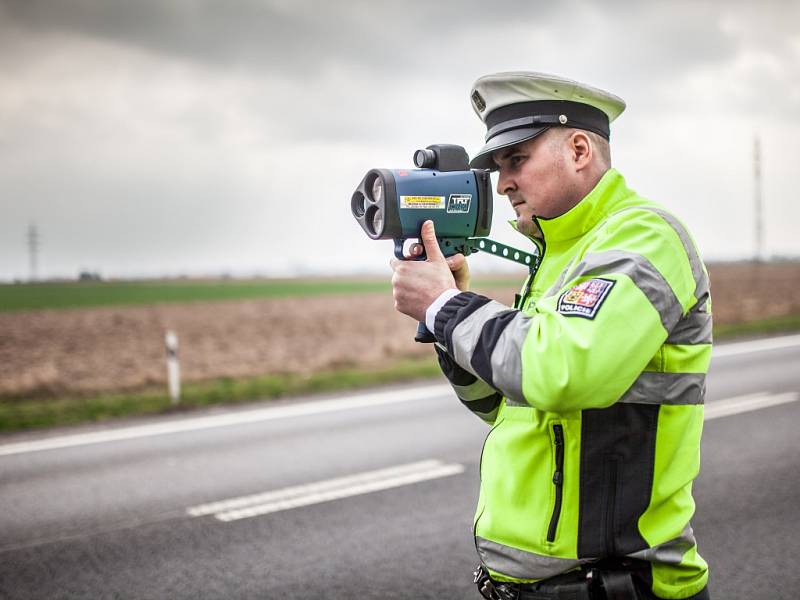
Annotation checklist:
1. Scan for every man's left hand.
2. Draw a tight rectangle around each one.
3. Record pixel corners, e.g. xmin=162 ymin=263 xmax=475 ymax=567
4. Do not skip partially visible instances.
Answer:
xmin=390 ymin=220 xmax=458 ymax=322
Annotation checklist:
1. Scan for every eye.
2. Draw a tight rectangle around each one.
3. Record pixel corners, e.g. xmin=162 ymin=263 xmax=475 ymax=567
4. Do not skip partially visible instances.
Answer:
xmin=509 ymin=154 xmax=525 ymax=168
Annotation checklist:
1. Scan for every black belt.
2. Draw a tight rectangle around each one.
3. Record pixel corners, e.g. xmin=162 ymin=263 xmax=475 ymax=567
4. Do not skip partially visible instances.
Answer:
xmin=474 ymin=565 xmax=639 ymax=600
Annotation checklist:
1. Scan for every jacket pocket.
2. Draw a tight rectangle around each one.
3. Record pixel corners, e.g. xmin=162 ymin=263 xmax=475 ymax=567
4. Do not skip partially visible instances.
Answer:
xmin=546 ymin=423 xmax=565 ymax=543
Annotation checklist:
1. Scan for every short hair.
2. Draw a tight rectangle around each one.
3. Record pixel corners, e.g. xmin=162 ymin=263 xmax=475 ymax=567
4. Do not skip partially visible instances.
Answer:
xmin=585 ymin=130 xmax=612 ymax=168
xmin=549 ymin=127 xmax=612 ymax=168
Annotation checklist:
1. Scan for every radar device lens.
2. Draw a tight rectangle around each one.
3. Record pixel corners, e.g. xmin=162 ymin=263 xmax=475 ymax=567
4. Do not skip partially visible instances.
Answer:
xmin=371 ymin=178 xmax=383 ymax=204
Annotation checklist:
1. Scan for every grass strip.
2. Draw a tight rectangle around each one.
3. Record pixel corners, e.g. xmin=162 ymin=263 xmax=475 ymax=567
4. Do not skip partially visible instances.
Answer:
xmin=0 ymin=357 xmax=442 ymax=433
xmin=2 ymin=315 xmax=799 ymax=434
xmin=0 ymin=276 xmax=523 ymax=312
xmin=0 ymin=279 xmax=391 ymax=312
xmin=714 ymin=314 xmax=800 ymax=340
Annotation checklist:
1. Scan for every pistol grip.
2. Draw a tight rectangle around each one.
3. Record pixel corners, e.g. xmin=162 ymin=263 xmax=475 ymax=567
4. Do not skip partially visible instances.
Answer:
xmin=394 ymin=238 xmax=426 ymax=261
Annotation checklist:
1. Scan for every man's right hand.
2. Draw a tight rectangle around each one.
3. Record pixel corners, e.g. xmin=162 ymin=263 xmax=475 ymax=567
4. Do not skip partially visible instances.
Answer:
xmin=407 ymin=244 xmax=470 ymax=292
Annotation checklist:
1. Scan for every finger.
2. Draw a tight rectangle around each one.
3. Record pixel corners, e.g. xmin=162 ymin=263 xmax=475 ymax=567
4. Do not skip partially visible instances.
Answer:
xmin=420 ymin=220 xmax=445 ymax=262
xmin=446 ymin=253 xmax=465 ymax=271
xmin=389 ymin=257 xmax=401 ymax=271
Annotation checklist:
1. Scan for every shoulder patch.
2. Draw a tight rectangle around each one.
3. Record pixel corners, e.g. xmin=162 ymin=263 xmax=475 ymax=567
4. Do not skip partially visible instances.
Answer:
xmin=557 ymin=278 xmax=615 ymax=319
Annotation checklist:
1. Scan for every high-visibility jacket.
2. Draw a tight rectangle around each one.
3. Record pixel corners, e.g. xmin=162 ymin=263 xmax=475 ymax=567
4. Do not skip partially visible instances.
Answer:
xmin=433 ymin=168 xmax=710 ymax=599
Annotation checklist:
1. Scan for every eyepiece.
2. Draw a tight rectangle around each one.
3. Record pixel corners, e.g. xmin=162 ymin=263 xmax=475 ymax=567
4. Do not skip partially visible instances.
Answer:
xmin=413 ymin=148 xmax=437 ymax=169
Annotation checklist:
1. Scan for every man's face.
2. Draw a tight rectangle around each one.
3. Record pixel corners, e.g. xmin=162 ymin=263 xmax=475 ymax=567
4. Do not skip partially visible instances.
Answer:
xmin=492 ymin=130 xmax=576 ymax=235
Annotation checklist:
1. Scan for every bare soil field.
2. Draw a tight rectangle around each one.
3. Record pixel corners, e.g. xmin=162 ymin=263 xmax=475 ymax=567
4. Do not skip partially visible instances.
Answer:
xmin=1 ymin=263 xmax=799 ymax=399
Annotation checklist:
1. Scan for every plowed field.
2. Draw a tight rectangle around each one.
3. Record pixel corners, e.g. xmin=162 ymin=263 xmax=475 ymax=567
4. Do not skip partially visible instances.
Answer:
xmin=1 ymin=263 xmax=798 ymax=399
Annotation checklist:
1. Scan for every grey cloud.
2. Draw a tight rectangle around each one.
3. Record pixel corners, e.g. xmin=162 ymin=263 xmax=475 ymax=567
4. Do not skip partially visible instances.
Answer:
xmin=0 ymin=0 xmax=556 ymax=78
xmin=2 ymin=0 xmax=795 ymax=122
xmin=2 ymin=0 xmax=797 ymax=145
xmin=2 ymin=0 xmax=795 ymax=80
xmin=1 ymin=0 xmax=798 ymax=279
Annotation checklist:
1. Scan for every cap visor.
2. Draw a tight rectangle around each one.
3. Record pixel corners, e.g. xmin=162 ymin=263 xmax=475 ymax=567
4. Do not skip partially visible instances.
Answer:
xmin=469 ymin=126 xmax=550 ymax=170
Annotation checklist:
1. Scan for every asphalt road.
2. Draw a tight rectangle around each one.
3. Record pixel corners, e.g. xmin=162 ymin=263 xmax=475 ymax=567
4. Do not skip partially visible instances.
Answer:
xmin=1 ymin=334 xmax=799 ymax=600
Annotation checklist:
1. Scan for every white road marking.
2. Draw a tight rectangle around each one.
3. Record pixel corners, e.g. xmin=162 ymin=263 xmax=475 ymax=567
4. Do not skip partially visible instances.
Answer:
xmin=705 ymin=391 xmax=799 ymax=421
xmin=0 ymin=384 xmax=451 ymax=457
xmin=187 ymin=459 xmax=444 ymax=517
xmin=712 ymin=333 xmax=800 ymax=359
xmin=1 ymin=334 xmax=799 ymax=458
xmin=186 ymin=459 xmax=465 ymax=522
xmin=186 ymin=391 xmax=800 ymax=522
xmin=186 ymin=391 xmax=800 ymax=524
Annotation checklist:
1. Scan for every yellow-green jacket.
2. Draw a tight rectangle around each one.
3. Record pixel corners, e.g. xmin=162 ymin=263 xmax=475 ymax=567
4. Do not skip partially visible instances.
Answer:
xmin=433 ymin=169 xmax=710 ymax=599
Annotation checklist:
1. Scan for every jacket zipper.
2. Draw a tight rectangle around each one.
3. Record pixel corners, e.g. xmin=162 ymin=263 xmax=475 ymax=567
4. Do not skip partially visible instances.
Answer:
xmin=547 ymin=423 xmax=564 ymax=543
xmin=516 ymin=217 xmax=546 ymax=310
xmin=604 ymin=457 xmax=620 ymax=555
xmin=516 ymin=268 xmax=535 ymax=309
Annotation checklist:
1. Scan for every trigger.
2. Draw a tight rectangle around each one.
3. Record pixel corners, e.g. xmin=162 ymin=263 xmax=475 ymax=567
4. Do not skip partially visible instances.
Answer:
xmin=396 ymin=238 xmax=426 ymax=261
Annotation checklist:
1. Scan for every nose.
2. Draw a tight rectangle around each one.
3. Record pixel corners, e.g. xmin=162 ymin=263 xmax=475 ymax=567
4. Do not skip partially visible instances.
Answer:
xmin=496 ymin=168 xmax=516 ymax=196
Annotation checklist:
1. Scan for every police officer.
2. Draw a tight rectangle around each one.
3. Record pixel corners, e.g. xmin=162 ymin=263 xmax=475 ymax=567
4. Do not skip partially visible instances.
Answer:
xmin=390 ymin=72 xmax=711 ymax=599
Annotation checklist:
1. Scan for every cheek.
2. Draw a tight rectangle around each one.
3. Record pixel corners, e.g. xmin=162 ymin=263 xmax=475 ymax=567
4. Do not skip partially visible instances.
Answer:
xmin=520 ymin=171 xmax=547 ymax=202
xmin=516 ymin=170 xmax=538 ymax=196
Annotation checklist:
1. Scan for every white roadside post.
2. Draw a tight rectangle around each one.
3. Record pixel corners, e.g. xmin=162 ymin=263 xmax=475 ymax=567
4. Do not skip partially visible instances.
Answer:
xmin=165 ymin=330 xmax=181 ymax=405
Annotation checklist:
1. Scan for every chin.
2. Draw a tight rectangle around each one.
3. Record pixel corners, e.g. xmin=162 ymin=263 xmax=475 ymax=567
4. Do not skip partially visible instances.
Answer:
xmin=516 ymin=218 xmax=534 ymax=236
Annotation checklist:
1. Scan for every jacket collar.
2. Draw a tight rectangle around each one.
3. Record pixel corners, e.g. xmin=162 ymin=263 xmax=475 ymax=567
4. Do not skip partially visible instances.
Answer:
xmin=510 ymin=168 xmax=632 ymax=244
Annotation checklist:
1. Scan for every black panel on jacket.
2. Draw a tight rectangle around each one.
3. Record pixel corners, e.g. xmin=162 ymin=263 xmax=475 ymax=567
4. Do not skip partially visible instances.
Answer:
xmin=578 ymin=403 xmax=659 ymax=558
xmin=434 ymin=345 xmax=477 ymax=386
xmin=460 ymin=395 xmax=502 ymax=415
xmin=434 ymin=292 xmax=492 ymax=351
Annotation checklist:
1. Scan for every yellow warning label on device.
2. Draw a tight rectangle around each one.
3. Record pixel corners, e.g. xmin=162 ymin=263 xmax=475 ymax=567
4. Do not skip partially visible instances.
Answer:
xmin=400 ymin=195 xmax=446 ymax=209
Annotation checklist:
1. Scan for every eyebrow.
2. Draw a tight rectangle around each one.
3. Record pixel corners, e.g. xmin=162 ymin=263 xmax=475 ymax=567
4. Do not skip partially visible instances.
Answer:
xmin=493 ymin=146 xmax=522 ymax=166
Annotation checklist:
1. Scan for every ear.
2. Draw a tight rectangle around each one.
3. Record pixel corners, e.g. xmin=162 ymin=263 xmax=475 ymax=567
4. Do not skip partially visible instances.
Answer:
xmin=569 ymin=131 xmax=592 ymax=171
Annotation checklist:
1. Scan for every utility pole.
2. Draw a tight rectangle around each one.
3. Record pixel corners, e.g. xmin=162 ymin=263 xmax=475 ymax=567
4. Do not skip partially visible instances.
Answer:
xmin=753 ymin=136 xmax=764 ymax=262
xmin=27 ymin=223 xmax=39 ymax=282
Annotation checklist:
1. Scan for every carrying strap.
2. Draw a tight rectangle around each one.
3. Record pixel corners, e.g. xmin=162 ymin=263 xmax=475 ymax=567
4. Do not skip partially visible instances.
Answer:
xmin=600 ymin=570 xmax=639 ymax=600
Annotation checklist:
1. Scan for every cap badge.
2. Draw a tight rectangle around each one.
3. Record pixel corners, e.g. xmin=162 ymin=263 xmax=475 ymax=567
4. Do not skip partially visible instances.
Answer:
xmin=471 ymin=90 xmax=487 ymax=112
xmin=558 ymin=114 xmax=568 ymax=124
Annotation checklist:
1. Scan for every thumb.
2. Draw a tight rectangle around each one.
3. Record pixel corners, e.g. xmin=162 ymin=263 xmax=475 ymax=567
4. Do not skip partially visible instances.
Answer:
xmin=420 ymin=220 xmax=445 ymax=262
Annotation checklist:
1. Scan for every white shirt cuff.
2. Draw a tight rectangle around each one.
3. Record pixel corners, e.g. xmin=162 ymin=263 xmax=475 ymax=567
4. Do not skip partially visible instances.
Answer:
xmin=425 ymin=288 xmax=461 ymax=336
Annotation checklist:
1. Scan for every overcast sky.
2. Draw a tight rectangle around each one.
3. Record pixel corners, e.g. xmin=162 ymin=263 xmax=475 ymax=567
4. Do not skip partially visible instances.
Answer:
xmin=1 ymin=0 xmax=798 ymax=281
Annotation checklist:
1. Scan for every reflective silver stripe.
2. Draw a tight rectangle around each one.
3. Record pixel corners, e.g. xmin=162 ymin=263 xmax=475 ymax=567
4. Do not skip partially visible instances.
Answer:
xmin=452 ymin=379 xmax=497 ymax=402
xmin=645 ymin=208 xmax=709 ymax=304
xmin=610 ymin=205 xmax=710 ymax=300
xmin=450 ymin=300 xmax=510 ymax=379
xmin=619 ymin=372 xmax=706 ymax=405
xmin=476 ymin=537 xmax=588 ymax=580
xmin=560 ymin=250 xmax=683 ymax=332
xmin=488 ymin=312 xmax=534 ymax=406
xmin=643 ymin=207 xmax=712 ymax=346
xmin=667 ymin=310 xmax=712 ymax=345
xmin=627 ymin=524 xmax=697 ymax=565
xmin=504 ymin=397 xmax=531 ymax=408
